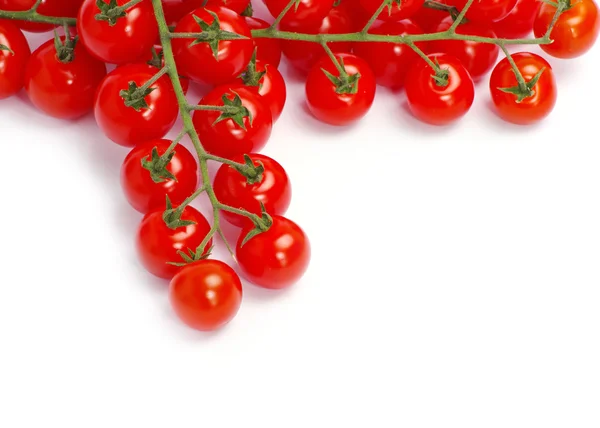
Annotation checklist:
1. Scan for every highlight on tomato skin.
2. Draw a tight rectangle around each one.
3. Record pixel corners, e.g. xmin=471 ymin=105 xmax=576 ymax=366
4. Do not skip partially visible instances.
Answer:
xmin=0 ymin=20 xmax=30 ymax=99
xmin=493 ymin=0 xmax=541 ymax=39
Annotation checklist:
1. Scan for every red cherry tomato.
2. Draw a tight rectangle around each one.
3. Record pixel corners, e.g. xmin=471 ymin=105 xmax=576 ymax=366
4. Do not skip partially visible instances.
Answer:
xmin=534 ymin=0 xmax=599 ymax=59
xmin=205 ymin=0 xmax=250 ymax=14
xmin=162 ymin=0 xmax=203 ymax=25
xmin=94 ymin=63 xmax=179 ymax=147
xmin=353 ymin=19 xmax=427 ymax=90
xmin=169 ymin=260 xmax=243 ymax=331
xmin=0 ymin=0 xmax=82 ymax=33
xmin=78 ymin=0 xmax=158 ymax=64
xmin=405 ymin=53 xmax=475 ymax=125
xmin=264 ymin=0 xmax=335 ymax=29
xmin=24 ymin=36 xmax=106 ymax=119
xmin=493 ymin=0 xmax=541 ymax=38
xmin=236 ymin=215 xmax=311 ymax=289
xmin=305 ymin=53 xmax=376 ymax=126
xmin=489 ymin=52 xmax=556 ymax=125
xmin=447 ymin=0 xmax=518 ymax=22
xmin=359 ymin=0 xmax=424 ymax=22
xmin=411 ymin=0 xmax=450 ymax=31
xmin=280 ymin=7 xmax=353 ymax=74
xmin=335 ymin=0 xmax=371 ymax=31
xmin=173 ymin=6 xmax=253 ymax=86
xmin=136 ymin=206 xmax=212 ymax=279
xmin=232 ymin=60 xmax=287 ymax=121
xmin=430 ymin=17 xmax=499 ymax=79
xmin=244 ymin=16 xmax=282 ymax=68
xmin=0 ymin=21 xmax=30 ymax=99
xmin=192 ymin=84 xmax=273 ymax=159
xmin=214 ymin=153 xmax=292 ymax=227
xmin=121 ymin=139 xmax=199 ymax=214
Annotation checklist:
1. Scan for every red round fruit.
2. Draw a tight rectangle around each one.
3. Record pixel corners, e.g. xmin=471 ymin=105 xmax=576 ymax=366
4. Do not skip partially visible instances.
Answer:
xmin=136 ymin=206 xmax=213 ymax=279
xmin=214 ymin=153 xmax=292 ymax=227
xmin=335 ymin=0 xmax=371 ymax=31
xmin=0 ymin=0 xmax=82 ymax=33
xmin=244 ymin=16 xmax=282 ymax=68
xmin=493 ymin=0 xmax=541 ymax=38
xmin=447 ymin=0 xmax=518 ymax=22
xmin=305 ymin=53 xmax=376 ymax=126
xmin=205 ymin=0 xmax=250 ymax=14
xmin=359 ymin=0 xmax=424 ymax=22
xmin=405 ymin=53 xmax=475 ymax=125
xmin=233 ymin=59 xmax=286 ymax=121
xmin=162 ymin=0 xmax=204 ymax=26
xmin=169 ymin=260 xmax=243 ymax=332
xmin=264 ymin=0 xmax=335 ymax=29
xmin=0 ymin=21 xmax=30 ymax=99
xmin=411 ymin=0 xmax=450 ymax=31
xmin=236 ymin=215 xmax=311 ymax=289
xmin=489 ymin=52 xmax=556 ymax=125
xmin=121 ymin=139 xmax=199 ymax=214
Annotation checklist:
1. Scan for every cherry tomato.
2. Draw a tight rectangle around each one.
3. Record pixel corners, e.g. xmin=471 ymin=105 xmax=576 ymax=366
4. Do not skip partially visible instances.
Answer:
xmin=0 ymin=21 xmax=30 ymax=99
xmin=489 ymin=52 xmax=556 ymax=125
xmin=205 ymin=0 xmax=250 ymax=14
xmin=192 ymin=84 xmax=273 ymax=159
xmin=353 ymin=19 xmax=427 ymax=90
xmin=534 ymin=0 xmax=599 ymax=59
xmin=411 ymin=0 xmax=450 ymax=31
xmin=280 ymin=7 xmax=353 ymax=74
xmin=493 ymin=0 xmax=541 ymax=38
xmin=264 ymin=0 xmax=335 ymax=29
xmin=0 ymin=0 xmax=82 ymax=33
xmin=232 ymin=59 xmax=287 ymax=121
xmin=162 ymin=0 xmax=203 ymax=25
xmin=169 ymin=260 xmax=243 ymax=331
xmin=405 ymin=53 xmax=475 ymax=125
xmin=359 ymin=0 xmax=424 ymax=22
xmin=335 ymin=0 xmax=371 ymax=31
xmin=136 ymin=206 xmax=212 ymax=279
xmin=430 ymin=17 xmax=499 ymax=79
xmin=78 ymin=0 xmax=157 ymax=64
xmin=236 ymin=215 xmax=311 ymax=289
xmin=94 ymin=63 xmax=179 ymax=147
xmin=121 ymin=139 xmax=199 ymax=214
xmin=214 ymin=153 xmax=292 ymax=227
xmin=244 ymin=16 xmax=282 ymax=68
xmin=173 ymin=6 xmax=253 ymax=86
xmin=447 ymin=0 xmax=518 ymax=22
xmin=305 ymin=53 xmax=376 ymax=126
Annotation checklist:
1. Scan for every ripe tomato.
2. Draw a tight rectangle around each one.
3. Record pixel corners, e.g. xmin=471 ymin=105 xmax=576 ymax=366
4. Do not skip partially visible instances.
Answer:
xmin=244 ymin=16 xmax=282 ymax=67
xmin=405 ymin=53 xmax=475 ymax=125
xmin=359 ymin=0 xmax=424 ymax=22
xmin=162 ymin=0 xmax=203 ymax=25
xmin=0 ymin=0 xmax=82 ymax=33
xmin=430 ymin=17 xmax=499 ymax=79
xmin=305 ymin=53 xmax=376 ymax=126
xmin=78 ymin=0 xmax=158 ymax=64
xmin=236 ymin=215 xmax=311 ymax=289
xmin=493 ymin=0 xmax=541 ymax=38
xmin=489 ymin=52 xmax=556 ymax=125
xmin=534 ymin=0 xmax=599 ymax=59
xmin=264 ymin=0 xmax=334 ymax=29
xmin=205 ymin=0 xmax=250 ymax=14
xmin=173 ymin=6 xmax=253 ymax=86
xmin=121 ymin=139 xmax=199 ymax=214
xmin=169 ymin=260 xmax=243 ymax=331
xmin=447 ymin=0 xmax=518 ymax=22
xmin=353 ymin=19 xmax=427 ymax=90
xmin=136 ymin=206 xmax=212 ymax=279
xmin=335 ymin=0 xmax=371 ymax=31
xmin=213 ymin=153 xmax=291 ymax=227
xmin=94 ymin=63 xmax=179 ymax=147
xmin=232 ymin=59 xmax=287 ymax=121
xmin=24 ymin=36 xmax=106 ymax=119
xmin=0 ymin=21 xmax=30 ymax=99
xmin=280 ymin=7 xmax=353 ymax=74
xmin=192 ymin=84 xmax=273 ymax=159
xmin=411 ymin=0 xmax=450 ymax=31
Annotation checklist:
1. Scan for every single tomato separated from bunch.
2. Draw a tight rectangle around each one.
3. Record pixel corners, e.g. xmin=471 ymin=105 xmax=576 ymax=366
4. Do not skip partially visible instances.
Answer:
xmin=264 ymin=0 xmax=335 ymax=29
xmin=0 ymin=0 xmax=82 ymax=33
xmin=359 ymin=0 xmax=424 ymax=22
xmin=493 ymin=0 xmax=541 ymax=38
xmin=447 ymin=0 xmax=518 ymax=22
xmin=0 ymin=21 xmax=30 ymax=99
xmin=244 ymin=16 xmax=283 ymax=68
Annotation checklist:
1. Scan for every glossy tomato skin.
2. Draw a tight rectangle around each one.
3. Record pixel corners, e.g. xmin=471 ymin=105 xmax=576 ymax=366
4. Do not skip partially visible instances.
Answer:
xmin=0 ymin=0 xmax=82 ymax=33
xmin=447 ymin=0 xmax=518 ymax=22
xmin=430 ymin=17 xmax=499 ymax=79
xmin=264 ymin=0 xmax=335 ymax=29
xmin=405 ymin=53 xmax=475 ymax=125
xmin=335 ymin=0 xmax=371 ymax=31
xmin=493 ymin=0 xmax=541 ymax=38
xmin=121 ymin=139 xmax=199 ymax=214
xmin=0 ymin=21 xmax=30 ymax=99
xmin=94 ymin=63 xmax=179 ymax=147
xmin=214 ymin=153 xmax=292 ymax=227
xmin=306 ymin=53 xmax=376 ymax=126
xmin=78 ymin=0 xmax=158 ymax=64
xmin=236 ymin=216 xmax=310 ymax=289
xmin=169 ymin=260 xmax=243 ymax=331
xmin=359 ymin=0 xmax=424 ymax=22
xmin=489 ymin=52 xmax=556 ymax=125
xmin=244 ymin=16 xmax=282 ymax=68
xmin=136 ymin=206 xmax=213 ymax=279
xmin=173 ymin=6 xmax=253 ymax=86
xmin=280 ymin=7 xmax=353 ymax=74
xmin=162 ymin=0 xmax=203 ymax=26
xmin=192 ymin=84 xmax=273 ymax=159
xmin=534 ymin=0 xmax=599 ymax=59
xmin=205 ymin=0 xmax=250 ymax=14
xmin=411 ymin=0 xmax=449 ymax=31
xmin=24 ymin=37 xmax=106 ymax=119
xmin=353 ymin=19 xmax=427 ymax=90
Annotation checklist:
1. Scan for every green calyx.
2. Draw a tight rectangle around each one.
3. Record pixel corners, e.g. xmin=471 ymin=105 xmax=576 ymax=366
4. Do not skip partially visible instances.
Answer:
xmin=54 ymin=30 xmax=78 ymax=63
xmin=213 ymin=91 xmax=252 ymax=130
xmin=240 ymin=2 xmax=253 ymax=16
xmin=430 ymin=58 xmax=450 ymax=87
xmin=120 ymin=81 xmax=155 ymax=111
xmin=0 ymin=44 xmax=14 ymax=55
xmin=95 ymin=0 xmax=127 ymax=26
xmin=240 ymin=203 xmax=273 ymax=247
xmin=232 ymin=154 xmax=265 ymax=185
xmin=141 ymin=147 xmax=177 ymax=183
xmin=147 ymin=47 xmax=163 ymax=69
xmin=238 ymin=50 xmax=266 ymax=87
xmin=168 ymin=245 xmax=213 ymax=267
xmin=322 ymin=57 xmax=360 ymax=94
xmin=162 ymin=195 xmax=197 ymax=229
xmin=498 ymin=67 xmax=546 ymax=103
xmin=385 ymin=0 xmax=402 ymax=14
xmin=190 ymin=10 xmax=248 ymax=59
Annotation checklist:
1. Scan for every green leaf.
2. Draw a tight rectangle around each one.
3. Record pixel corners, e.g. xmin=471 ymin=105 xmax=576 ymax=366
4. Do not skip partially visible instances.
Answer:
xmin=0 ymin=44 xmax=14 ymax=55
xmin=141 ymin=147 xmax=177 ymax=183
xmin=119 ymin=81 xmax=156 ymax=111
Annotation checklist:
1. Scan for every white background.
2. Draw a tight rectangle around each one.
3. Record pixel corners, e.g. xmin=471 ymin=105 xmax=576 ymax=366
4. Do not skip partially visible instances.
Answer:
xmin=1 ymin=4 xmax=600 ymax=427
